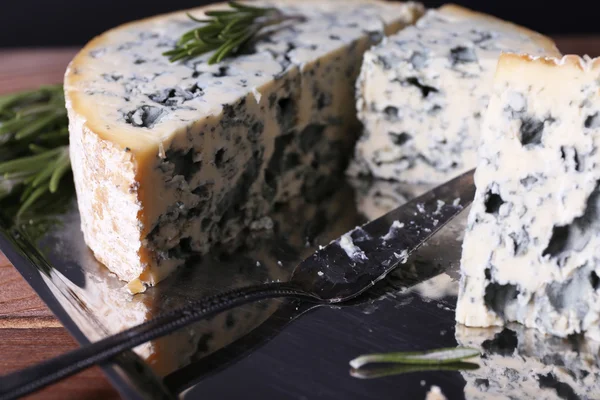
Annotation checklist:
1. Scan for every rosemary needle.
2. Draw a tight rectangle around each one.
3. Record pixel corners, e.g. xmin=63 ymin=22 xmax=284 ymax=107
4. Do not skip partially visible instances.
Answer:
xmin=349 ymin=347 xmax=481 ymax=369
xmin=0 ymin=84 xmax=71 ymax=218
xmin=164 ymin=1 xmax=301 ymax=64
xmin=350 ymin=362 xmax=480 ymax=380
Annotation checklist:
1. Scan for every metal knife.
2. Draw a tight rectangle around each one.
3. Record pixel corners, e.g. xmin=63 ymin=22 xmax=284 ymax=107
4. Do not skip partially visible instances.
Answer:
xmin=0 ymin=168 xmax=475 ymax=400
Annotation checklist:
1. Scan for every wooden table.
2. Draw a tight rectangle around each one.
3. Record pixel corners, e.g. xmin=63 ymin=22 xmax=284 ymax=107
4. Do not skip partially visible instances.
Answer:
xmin=1 ymin=36 xmax=599 ymax=399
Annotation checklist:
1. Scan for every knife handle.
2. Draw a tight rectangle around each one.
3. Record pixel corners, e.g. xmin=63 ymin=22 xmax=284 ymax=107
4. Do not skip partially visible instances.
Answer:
xmin=0 ymin=282 xmax=322 ymax=400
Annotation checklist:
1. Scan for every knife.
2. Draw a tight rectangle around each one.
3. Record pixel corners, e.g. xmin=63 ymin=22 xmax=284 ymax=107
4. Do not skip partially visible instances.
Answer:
xmin=0 ymin=168 xmax=475 ymax=400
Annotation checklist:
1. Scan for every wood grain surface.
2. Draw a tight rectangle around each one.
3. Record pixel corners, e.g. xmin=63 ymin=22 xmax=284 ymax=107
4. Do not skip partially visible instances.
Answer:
xmin=0 ymin=35 xmax=599 ymax=399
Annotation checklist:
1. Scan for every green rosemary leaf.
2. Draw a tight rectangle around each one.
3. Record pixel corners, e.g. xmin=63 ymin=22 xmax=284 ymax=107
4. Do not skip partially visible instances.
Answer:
xmin=38 ymin=128 xmax=68 ymax=141
xmin=185 ymin=12 xmax=210 ymax=23
xmin=0 ymin=85 xmax=61 ymax=113
xmin=349 ymin=347 xmax=480 ymax=369
xmin=204 ymin=10 xmax=239 ymax=18
xmin=177 ymin=29 xmax=200 ymax=46
xmin=198 ymin=32 xmax=224 ymax=46
xmin=17 ymin=103 xmax=60 ymax=117
xmin=211 ymin=27 xmax=255 ymax=64
xmin=15 ymin=112 xmax=62 ymax=139
xmin=229 ymin=1 xmax=274 ymax=12
xmin=350 ymin=362 xmax=480 ymax=380
xmin=0 ymin=84 xmax=71 ymax=221
xmin=164 ymin=1 xmax=299 ymax=64
xmin=49 ymin=150 xmax=70 ymax=193
xmin=17 ymin=186 xmax=48 ymax=218
xmin=31 ymin=164 xmax=55 ymax=188
xmin=29 ymin=144 xmax=48 ymax=154
xmin=0 ymin=117 xmax=29 ymax=135
xmin=222 ymin=16 xmax=250 ymax=35
xmin=20 ymin=178 xmax=36 ymax=201
xmin=0 ymin=148 xmax=62 ymax=174
xmin=0 ymin=90 xmax=43 ymax=112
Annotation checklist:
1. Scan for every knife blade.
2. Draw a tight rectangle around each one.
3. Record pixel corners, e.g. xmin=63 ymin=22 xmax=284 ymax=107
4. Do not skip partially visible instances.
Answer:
xmin=0 ymin=168 xmax=475 ymax=400
xmin=290 ymin=167 xmax=475 ymax=302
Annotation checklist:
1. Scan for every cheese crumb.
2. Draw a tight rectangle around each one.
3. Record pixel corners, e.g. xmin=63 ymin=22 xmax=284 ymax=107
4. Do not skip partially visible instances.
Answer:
xmin=382 ymin=220 xmax=405 ymax=241
xmin=425 ymin=385 xmax=447 ymax=400
xmin=126 ymin=278 xmax=147 ymax=295
xmin=251 ymin=87 xmax=262 ymax=104
xmin=338 ymin=232 xmax=368 ymax=260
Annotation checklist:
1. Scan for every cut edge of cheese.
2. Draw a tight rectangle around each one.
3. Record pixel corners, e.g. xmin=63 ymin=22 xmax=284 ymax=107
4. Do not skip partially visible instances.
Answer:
xmin=438 ymin=3 xmax=558 ymax=53
xmin=495 ymin=51 xmax=600 ymax=71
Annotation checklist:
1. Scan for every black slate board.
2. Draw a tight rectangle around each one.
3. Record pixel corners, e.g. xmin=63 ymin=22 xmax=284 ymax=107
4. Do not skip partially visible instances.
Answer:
xmin=2 ymin=177 xmax=595 ymax=400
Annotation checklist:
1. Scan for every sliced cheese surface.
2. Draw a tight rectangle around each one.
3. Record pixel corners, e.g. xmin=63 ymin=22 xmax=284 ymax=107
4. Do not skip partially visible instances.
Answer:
xmin=65 ymin=0 xmax=424 ymax=286
xmin=348 ymin=4 xmax=560 ymax=184
xmin=456 ymin=53 xmax=600 ymax=340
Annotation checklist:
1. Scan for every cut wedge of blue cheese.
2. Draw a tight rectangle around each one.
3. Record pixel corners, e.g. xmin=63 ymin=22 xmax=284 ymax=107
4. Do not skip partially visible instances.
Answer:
xmin=64 ymin=0 xmax=425 ymax=288
xmin=348 ymin=4 xmax=560 ymax=184
xmin=456 ymin=53 xmax=600 ymax=340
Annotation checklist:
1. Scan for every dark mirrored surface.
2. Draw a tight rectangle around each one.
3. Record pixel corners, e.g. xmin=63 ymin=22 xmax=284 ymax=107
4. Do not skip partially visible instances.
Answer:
xmin=3 ymin=173 xmax=597 ymax=400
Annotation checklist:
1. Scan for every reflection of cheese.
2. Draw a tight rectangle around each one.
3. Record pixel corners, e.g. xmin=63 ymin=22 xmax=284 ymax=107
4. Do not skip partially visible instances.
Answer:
xmin=411 ymin=273 xmax=458 ymax=300
xmin=457 ymin=54 xmax=600 ymax=341
xmin=64 ymin=0 xmax=425 ymax=288
xmin=456 ymin=323 xmax=600 ymax=400
xmin=42 ymin=180 xmax=359 ymax=376
xmin=349 ymin=4 xmax=559 ymax=184
xmin=349 ymin=177 xmax=433 ymax=221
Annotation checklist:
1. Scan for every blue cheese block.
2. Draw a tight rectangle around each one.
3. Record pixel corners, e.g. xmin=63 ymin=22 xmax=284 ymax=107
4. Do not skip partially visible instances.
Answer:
xmin=64 ymin=0 xmax=425 ymax=289
xmin=348 ymin=4 xmax=560 ymax=183
xmin=456 ymin=323 xmax=600 ymax=400
xmin=456 ymin=54 xmax=600 ymax=340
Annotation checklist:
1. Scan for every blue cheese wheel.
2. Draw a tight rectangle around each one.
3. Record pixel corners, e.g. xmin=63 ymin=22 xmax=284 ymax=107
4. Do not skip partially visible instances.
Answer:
xmin=349 ymin=4 xmax=560 ymax=184
xmin=64 ymin=0 xmax=424 ymax=289
xmin=456 ymin=53 xmax=600 ymax=340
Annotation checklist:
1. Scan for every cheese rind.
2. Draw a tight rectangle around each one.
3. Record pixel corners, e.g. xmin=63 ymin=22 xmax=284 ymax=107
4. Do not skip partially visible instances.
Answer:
xmin=65 ymin=0 xmax=424 ymax=286
xmin=349 ymin=4 xmax=560 ymax=184
xmin=456 ymin=54 xmax=600 ymax=340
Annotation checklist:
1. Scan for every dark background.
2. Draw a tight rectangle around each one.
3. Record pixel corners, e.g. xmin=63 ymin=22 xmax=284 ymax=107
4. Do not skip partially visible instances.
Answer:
xmin=0 ymin=0 xmax=598 ymax=48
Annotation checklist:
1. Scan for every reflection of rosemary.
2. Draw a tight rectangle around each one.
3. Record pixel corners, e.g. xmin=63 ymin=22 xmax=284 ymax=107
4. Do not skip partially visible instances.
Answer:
xmin=0 ymin=85 xmax=71 ymax=218
xmin=349 ymin=347 xmax=480 ymax=379
xmin=164 ymin=1 xmax=299 ymax=64
xmin=350 ymin=362 xmax=479 ymax=379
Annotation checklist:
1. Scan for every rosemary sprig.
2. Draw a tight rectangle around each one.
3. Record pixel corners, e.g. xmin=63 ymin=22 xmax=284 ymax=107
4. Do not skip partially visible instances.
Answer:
xmin=0 ymin=84 xmax=71 ymax=218
xmin=164 ymin=1 xmax=297 ymax=64
xmin=349 ymin=347 xmax=480 ymax=369
xmin=350 ymin=362 xmax=480 ymax=380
